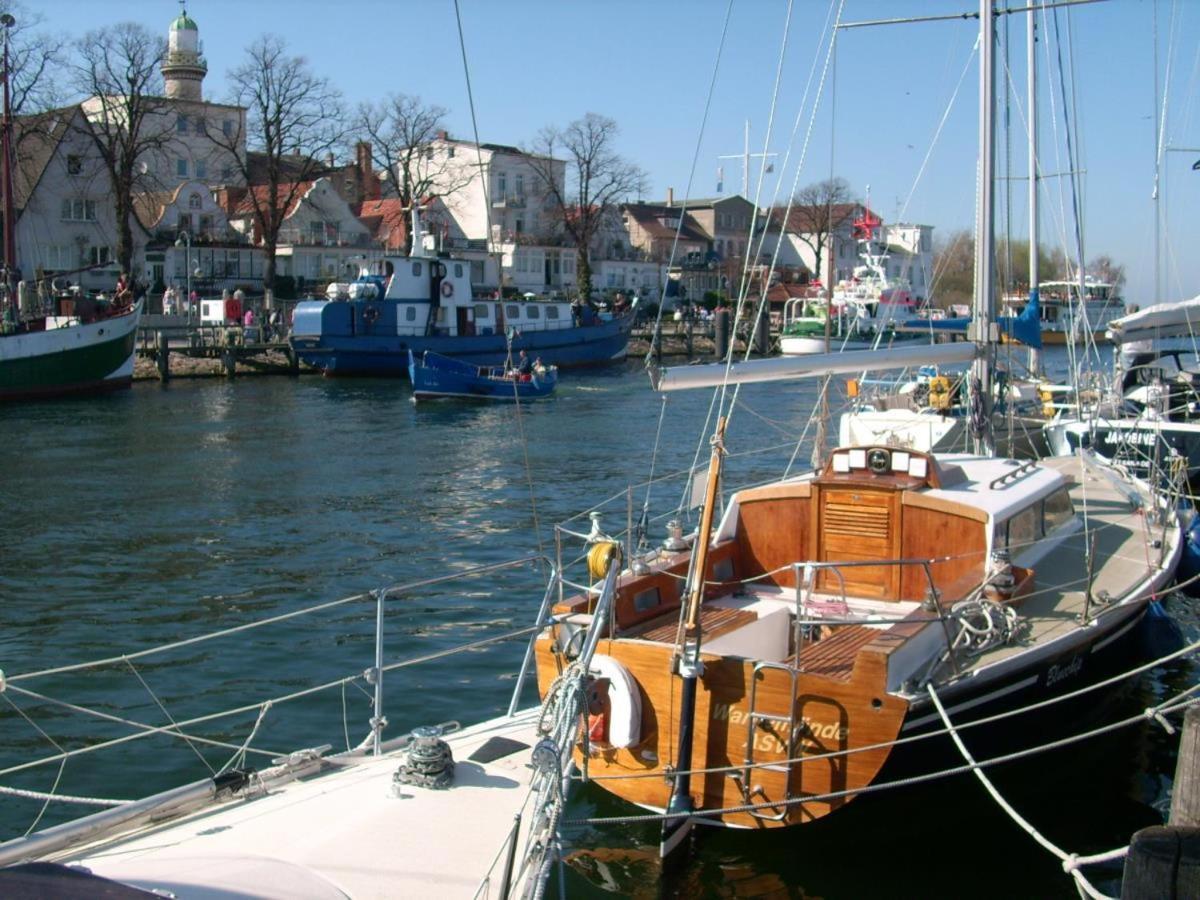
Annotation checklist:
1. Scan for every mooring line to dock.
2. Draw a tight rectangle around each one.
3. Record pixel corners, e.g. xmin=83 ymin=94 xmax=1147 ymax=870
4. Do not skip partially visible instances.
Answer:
xmin=927 ymin=683 xmax=1121 ymax=900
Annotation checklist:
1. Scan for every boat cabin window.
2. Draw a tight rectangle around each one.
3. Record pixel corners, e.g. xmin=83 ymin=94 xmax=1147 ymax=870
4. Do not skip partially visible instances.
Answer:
xmin=405 ymin=306 xmax=417 ymax=321
xmin=526 ymin=305 xmax=540 ymax=319
xmin=633 ymin=587 xmax=660 ymax=614
xmin=997 ymin=505 xmax=1040 ymax=554
xmin=454 ymin=264 xmax=464 ymax=278
xmin=506 ymin=304 xmax=519 ymax=318
xmin=546 ymin=306 xmax=560 ymax=319
xmin=474 ymin=304 xmax=489 ymax=319
xmin=1043 ymin=488 xmax=1074 ymax=532
xmin=412 ymin=262 xmax=422 ymax=276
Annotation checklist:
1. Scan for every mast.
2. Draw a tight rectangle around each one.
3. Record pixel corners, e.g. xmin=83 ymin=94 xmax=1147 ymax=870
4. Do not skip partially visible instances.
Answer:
xmin=661 ymin=416 xmax=726 ymax=861
xmin=1027 ymin=6 xmax=1041 ymax=375
xmin=1 ymin=13 xmax=15 ymax=308
xmin=969 ymin=0 xmax=997 ymax=455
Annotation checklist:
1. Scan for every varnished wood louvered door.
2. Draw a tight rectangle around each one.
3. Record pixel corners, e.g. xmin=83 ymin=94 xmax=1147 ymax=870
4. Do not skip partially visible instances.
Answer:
xmin=817 ymin=488 xmax=900 ymax=599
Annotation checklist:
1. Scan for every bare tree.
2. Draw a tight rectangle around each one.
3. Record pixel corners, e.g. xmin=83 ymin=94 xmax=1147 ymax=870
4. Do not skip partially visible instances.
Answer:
xmin=1087 ymin=254 xmax=1125 ymax=292
xmin=788 ymin=177 xmax=853 ymax=282
xmin=207 ymin=35 xmax=344 ymax=294
xmin=72 ymin=22 xmax=171 ymax=280
xmin=355 ymin=94 xmax=472 ymax=254
xmin=528 ymin=113 xmax=646 ymax=299
xmin=931 ymin=229 xmax=974 ymax=308
xmin=5 ymin=2 xmax=64 ymax=117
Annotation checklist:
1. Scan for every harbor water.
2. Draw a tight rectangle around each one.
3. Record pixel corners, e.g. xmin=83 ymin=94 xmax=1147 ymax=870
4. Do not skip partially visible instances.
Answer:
xmin=1 ymin=348 xmax=1196 ymax=898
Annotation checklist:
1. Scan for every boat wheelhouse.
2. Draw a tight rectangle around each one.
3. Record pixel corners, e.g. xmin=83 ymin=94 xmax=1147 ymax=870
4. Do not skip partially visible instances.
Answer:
xmin=1000 ymin=278 xmax=1124 ymax=345
xmin=290 ymin=247 xmax=633 ymax=376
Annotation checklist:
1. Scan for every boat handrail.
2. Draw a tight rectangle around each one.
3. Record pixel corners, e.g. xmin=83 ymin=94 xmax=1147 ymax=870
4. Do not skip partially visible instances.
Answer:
xmin=1 ymin=554 xmax=555 ymax=790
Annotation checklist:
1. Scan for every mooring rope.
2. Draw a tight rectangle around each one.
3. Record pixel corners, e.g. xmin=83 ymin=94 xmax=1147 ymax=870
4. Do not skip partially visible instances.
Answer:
xmin=927 ymin=683 xmax=1121 ymax=900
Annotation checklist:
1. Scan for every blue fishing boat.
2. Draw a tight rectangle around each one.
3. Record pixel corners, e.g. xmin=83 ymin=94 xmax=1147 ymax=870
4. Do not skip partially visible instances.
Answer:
xmin=408 ymin=349 xmax=557 ymax=402
xmin=290 ymin=220 xmax=633 ymax=376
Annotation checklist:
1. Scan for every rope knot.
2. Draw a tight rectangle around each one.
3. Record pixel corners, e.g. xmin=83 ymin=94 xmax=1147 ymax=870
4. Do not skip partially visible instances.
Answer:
xmin=1144 ymin=706 xmax=1176 ymax=735
xmin=1061 ymin=853 xmax=1079 ymax=874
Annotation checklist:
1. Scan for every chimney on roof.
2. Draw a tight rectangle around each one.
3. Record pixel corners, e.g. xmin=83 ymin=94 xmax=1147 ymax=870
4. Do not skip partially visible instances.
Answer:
xmin=666 ymin=187 xmax=674 ymax=207
xmin=355 ymin=141 xmax=379 ymax=201
xmin=436 ymin=129 xmax=448 ymax=141
xmin=325 ymin=152 xmax=335 ymax=167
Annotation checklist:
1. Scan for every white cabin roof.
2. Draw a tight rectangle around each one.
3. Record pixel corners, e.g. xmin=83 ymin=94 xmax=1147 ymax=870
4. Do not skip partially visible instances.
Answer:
xmin=926 ymin=454 xmax=1067 ymax=522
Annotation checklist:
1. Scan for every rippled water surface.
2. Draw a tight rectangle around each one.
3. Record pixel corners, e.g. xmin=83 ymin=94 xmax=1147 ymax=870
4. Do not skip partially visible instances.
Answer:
xmin=0 ymin=350 xmax=1195 ymax=898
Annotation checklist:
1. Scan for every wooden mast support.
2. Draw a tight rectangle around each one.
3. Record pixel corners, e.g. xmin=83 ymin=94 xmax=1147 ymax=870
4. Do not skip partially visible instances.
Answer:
xmin=661 ymin=415 xmax=726 ymax=861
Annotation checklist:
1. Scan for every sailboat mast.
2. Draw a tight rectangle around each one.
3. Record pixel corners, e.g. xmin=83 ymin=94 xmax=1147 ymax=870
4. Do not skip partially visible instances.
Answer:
xmin=1 ymin=14 xmax=16 ymax=301
xmin=970 ymin=0 xmax=997 ymax=455
xmin=1027 ymin=7 xmax=1041 ymax=375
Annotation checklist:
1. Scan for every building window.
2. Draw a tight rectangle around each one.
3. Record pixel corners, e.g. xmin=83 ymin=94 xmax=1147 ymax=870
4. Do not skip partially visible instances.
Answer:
xmin=177 ymin=158 xmax=188 ymax=177
xmin=178 ymin=213 xmax=192 ymax=231
xmin=515 ymin=174 xmax=524 ymax=195
xmin=223 ymin=119 xmax=234 ymax=138
xmin=405 ymin=306 xmax=417 ymax=321
xmin=412 ymin=262 xmax=422 ymax=276
xmin=60 ymin=198 xmax=97 ymax=221
xmin=546 ymin=306 xmax=559 ymax=319
xmin=188 ymin=192 xmax=203 ymax=210
xmin=88 ymin=245 xmax=112 ymax=267
xmin=515 ymin=219 xmax=524 ymax=234
xmin=199 ymin=214 xmax=213 ymax=234
xmin=193 ymin=116 xmax=205 ymax=135
xmin=176 ymin=115 xmax=188 ymax=133
xmin=526 ymin=305 xmax=540 ymax=319
xmin=506 ymin=304 xmax=519 ymax=318
xmin=66 ymin=155 xmax=82 ymax=175
xmin=447 ymin=146 xmax=455 ymax=158
xmin=473 ymin=303 xmax=489 ymax=319
xmin=195 ymin=159 xmax=207 ymax=179
xmin=454 ymin=264 xmax=463 ymax=278
xmin=498 ymin=173 xmax=507 ymax=194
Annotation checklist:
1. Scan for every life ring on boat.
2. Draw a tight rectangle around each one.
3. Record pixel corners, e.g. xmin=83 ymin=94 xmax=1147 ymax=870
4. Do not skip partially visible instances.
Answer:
xmin=587 ymin=654 xmax=642 ymax=748
xmin=363 ymin=305 xmax=380 ymax=324
xmin=441 ymin=281 xmax=455 ymax=299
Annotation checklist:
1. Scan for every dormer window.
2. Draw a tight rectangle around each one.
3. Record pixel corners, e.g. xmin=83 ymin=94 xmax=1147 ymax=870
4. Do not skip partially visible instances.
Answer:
xmin=66 ymin=155 xmax=82 ymax=175
xmin=188 ymin=192 xmax=202 ymax=209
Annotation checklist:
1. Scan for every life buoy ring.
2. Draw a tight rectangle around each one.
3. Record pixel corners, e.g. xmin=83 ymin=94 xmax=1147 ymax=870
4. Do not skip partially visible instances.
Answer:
xmin=587 ymin=654 xmax=642 ymax=749
xmin=363 ymin=305 xmax=380 ymax=324
xmin=441 ymin=281 xmax=454 ymax=299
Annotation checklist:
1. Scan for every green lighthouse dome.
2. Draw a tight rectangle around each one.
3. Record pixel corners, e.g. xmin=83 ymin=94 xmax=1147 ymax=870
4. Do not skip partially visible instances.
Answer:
xmin=171 ymin=11 xmax=198 ymax=31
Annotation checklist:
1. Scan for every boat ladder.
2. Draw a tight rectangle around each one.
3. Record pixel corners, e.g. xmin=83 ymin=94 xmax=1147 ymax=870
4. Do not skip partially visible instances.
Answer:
xmin=736 ymin=564 xmax=819 ymax=822
xmin=739 ymin=659 xmax=801 ymax=822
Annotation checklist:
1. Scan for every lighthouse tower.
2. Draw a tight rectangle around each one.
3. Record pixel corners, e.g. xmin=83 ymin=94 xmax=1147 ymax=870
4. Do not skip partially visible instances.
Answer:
xmin=161 ymin=4 xmax=207 ymax=101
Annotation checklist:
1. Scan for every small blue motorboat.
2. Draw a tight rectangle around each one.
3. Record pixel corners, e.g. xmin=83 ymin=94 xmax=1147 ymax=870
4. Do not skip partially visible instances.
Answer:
xmin=408 ymin=350 xmax=558 ymax=402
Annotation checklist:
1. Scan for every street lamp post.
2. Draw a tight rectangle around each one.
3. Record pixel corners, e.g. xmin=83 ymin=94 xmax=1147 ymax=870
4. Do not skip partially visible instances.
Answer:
xmin=175 ymin=230 xmax=191 ymax=320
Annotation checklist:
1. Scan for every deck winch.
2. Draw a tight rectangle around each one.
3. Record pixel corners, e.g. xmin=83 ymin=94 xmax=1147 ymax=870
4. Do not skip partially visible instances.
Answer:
xmin=393 ymin=726 xmax=455 ymax=790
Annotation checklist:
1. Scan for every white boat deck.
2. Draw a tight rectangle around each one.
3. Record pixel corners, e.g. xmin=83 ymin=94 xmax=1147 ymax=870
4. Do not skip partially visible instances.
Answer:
xmin=51 ymin=709 xmax=543 ymax=899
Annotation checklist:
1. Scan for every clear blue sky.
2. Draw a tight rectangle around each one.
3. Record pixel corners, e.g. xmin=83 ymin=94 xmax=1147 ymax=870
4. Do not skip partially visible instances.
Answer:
xmin=39 ymin=0 xmax=1200 ymax=302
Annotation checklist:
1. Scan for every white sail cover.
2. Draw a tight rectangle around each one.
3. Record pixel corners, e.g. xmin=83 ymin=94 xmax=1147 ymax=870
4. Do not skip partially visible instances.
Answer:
xmin=1105 ymin=295 xmax=1200 ymax=344
xmin=650 ymin=341 xmax=976 ymax=392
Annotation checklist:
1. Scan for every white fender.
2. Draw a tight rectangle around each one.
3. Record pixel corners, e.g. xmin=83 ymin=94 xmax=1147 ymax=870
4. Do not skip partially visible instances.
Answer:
xmin=589 ymin=654 xmax=642 ymax=749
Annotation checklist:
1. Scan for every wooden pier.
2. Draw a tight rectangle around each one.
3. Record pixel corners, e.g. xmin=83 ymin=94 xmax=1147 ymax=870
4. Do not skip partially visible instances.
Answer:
xmin=630 ymin=314 xmax=778 ymax=361
xmin=135 ymin=319 xmax=299 ymax=381
xmin=1122 ymin=704 xmax=1200 ymax=898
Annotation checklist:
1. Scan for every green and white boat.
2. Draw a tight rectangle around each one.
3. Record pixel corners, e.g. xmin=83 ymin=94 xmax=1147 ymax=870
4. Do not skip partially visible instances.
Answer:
xmin=0 ymin=18 xmax=141 ymax=403
xmin=0 ymin=300 xmax=142 ymax=401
